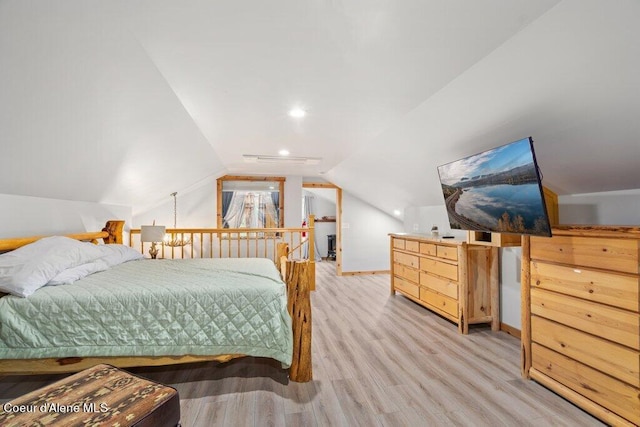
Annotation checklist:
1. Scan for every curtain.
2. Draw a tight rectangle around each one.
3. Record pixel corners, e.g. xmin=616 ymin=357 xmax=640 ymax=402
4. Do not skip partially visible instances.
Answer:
xmin=222 ymin=191 xmax=246 ymax=228
xmin=302 ymin=195 xmax=321 ymax=261
xmin=221 ymin=191 xmax=234 ymax=228
xmin=264 ymin=192 xmax=279 ymax=228
xmin=270 ymin=192 xmax=280 ymax=226
xmin=247 ymin=193 xmax=259 ymax=228
xmin=224 ymin=191 xmax=279 ymax=229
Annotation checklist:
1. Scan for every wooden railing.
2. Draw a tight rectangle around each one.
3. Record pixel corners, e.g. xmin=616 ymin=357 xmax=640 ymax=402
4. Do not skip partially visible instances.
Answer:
xmin=130 ymin=216 xmax=316 ymax=289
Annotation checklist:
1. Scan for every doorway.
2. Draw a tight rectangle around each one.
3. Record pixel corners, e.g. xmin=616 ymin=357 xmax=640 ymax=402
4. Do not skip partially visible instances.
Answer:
xmin=302 ymin=182 xmax=342 ymax=276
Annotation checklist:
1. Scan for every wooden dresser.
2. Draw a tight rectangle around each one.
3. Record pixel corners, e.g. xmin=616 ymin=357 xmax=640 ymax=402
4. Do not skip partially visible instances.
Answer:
xmin=521 ymin=226 xmax=640 ymax=426
xmin=389 ymin=234 xmax=499 ymax=334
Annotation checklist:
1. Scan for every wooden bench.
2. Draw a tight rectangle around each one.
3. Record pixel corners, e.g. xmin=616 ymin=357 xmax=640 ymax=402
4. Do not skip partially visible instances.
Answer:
xmin=0 ymin=364 xmax=180 ymax=426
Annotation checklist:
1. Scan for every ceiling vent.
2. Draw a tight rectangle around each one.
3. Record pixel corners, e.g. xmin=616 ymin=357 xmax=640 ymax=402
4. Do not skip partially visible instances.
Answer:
xmin=243 ymin=154 xmax=321 ymax=165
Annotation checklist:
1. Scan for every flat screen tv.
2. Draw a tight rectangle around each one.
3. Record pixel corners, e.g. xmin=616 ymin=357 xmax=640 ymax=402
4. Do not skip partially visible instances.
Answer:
xmin=437 ymin=137 xmax=552 ymax=237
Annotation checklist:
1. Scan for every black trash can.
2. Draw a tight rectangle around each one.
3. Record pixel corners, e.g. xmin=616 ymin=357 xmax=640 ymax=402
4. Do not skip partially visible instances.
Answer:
xmin=327 ymin=234 xmax=336 ymax=260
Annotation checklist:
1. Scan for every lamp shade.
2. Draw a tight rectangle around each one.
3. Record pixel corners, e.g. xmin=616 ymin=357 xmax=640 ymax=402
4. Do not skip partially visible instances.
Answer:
xmin=140 ymin=225 xmax=166 ymax=242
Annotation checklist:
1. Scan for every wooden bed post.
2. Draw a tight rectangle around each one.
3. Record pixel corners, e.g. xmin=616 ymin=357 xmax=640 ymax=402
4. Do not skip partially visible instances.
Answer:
xmin=308 ymin=215 xmax=316 ymax=291
xmin=285 ymin=260 xmax=312 ymax=382
xmin=102 ymin=220 xmax=124 ymax=244
xmin=276 ymin=242 xmax=289 ymax=276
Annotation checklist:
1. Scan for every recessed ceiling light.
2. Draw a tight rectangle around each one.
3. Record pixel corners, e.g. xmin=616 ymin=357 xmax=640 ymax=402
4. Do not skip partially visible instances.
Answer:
xmin=288 ymin=108 xmax=306 ymax=118
xmin=278 ymin=149 xmax=290 ymax=156
xmin=393 ymin=209 xmax=402 ymax=216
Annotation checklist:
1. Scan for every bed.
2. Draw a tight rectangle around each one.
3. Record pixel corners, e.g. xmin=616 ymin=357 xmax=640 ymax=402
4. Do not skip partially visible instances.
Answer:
xmin=0 ymin=221 xmax=312 ymax=382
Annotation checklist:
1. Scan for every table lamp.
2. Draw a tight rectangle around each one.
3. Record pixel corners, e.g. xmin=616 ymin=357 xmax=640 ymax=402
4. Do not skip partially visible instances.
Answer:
xmin=140 ymin=225 xmax=166 ymax=259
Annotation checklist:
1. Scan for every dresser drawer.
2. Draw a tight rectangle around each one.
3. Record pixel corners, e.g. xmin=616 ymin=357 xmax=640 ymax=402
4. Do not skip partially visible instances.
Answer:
xmin=404 ymin=240 xmax=419 ymax=253
xmin=530 ymin=235 xmax=640 ymax=274
xmin=532 ymin=343 xmax=640 ymax=425
xmin=420 ymin=272 xmax=458 ymax=299
xmin=395 ymin=277 xmax=420 ymax=299
xmin=392 ymin=238 xmax=406 ymax=250
xmin=436 ymin=245 xmax=458 ymax=261
xmin=531 ymin=261 xmax=639 ymax=312
xmin=531 ymin=288 xmax=639 ymax=350
xmin=420 ymin=257 xmax=458 ymax=281
xmin=393 ymin=251 xmax=419 ymax=269
xmin=394 ymin=263 xmax=419 ymax=283
xmin=420 ymin=288 xmax=458 ymax=318
xmin=532 ymin=316 xmax=640 ymax=387
xmin=420 ymin=242 xmax=437 ymax=256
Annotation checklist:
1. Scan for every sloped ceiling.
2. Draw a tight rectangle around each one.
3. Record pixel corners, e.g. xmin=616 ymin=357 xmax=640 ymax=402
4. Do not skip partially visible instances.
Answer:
xmin=327 ymin=0 xmax=640 ymax=214
xmin=1 ymin=1 xmax=638 ymax=217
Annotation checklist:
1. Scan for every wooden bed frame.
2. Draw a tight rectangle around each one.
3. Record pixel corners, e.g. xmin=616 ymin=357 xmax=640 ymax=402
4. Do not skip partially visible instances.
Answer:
xmin=0 ymin=220 xmax=312 ymax=383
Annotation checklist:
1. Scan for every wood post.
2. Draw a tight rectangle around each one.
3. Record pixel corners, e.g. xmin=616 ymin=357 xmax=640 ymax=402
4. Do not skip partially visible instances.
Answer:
xmin=276 ymin=243 xmax=289 ymax=278
xmin=520 ymin=235 xmax=531 ymax=379
xmin=308 ymin=215 xmax=316 ymax=291
xmin=489 ymin=246 xmax=500 ymax=332
xmin=102 ymin=220 xmax=124 ymax=244
xmin=457 ymin=243 xmax=469 ymax=335
xmin=285 ymin=260 xmax=312 ymax=382
xmin=389 ymin=236 xmax=395 ymax=295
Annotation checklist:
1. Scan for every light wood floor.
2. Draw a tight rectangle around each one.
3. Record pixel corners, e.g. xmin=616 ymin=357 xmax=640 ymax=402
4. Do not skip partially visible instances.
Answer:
xmin=0 ymin=261 xmax=605 ymax=426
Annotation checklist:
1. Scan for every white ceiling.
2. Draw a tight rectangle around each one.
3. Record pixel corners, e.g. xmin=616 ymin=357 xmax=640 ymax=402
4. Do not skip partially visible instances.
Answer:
xmin=1 ymin=0 xmax=639 ymax=217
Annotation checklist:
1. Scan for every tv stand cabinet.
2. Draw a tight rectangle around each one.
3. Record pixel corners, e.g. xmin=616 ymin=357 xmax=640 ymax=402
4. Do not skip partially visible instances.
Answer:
xmin=389 ymin=234 xmax=499 ymax=334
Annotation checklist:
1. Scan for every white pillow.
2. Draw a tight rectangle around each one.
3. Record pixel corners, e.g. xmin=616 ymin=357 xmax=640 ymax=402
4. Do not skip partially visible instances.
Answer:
xmin=0 ymin=236 xmax=105 ymax=297
xmin=44 ymin=244 xmax=142 ymax=287
xmin=46 ymin=259 xmax=109 ymax=286
xmin=45 ymin=245 xmax=141 ymax=287
xmin=95 ymin=244 xmax=143 ymax=267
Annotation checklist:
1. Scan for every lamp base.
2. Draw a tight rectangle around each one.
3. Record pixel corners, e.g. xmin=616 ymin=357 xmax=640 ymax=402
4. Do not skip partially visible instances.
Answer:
xmin=149 ymin=242 xmax=159 ymax=259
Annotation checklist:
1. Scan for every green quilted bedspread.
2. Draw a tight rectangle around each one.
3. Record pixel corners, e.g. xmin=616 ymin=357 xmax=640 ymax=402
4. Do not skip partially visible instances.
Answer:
xmin=0 ymin=258 xmax=293 ymax=366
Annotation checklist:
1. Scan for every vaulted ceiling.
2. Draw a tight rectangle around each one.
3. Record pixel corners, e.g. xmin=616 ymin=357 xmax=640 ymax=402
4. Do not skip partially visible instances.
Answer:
xmin=1 ymin=1 xmax=638 ymax=217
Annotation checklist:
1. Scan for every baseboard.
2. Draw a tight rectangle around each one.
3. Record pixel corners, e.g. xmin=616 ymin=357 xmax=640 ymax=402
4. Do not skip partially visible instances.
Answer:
xmin=340 ymin=270 xmax=390 ymax=276
xmin=500 ymin=323 xmax=521 ymax=339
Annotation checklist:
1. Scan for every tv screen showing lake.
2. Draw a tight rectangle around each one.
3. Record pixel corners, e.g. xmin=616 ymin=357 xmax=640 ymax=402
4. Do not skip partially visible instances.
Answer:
xmin=437 ymin=137 xmax=552 ymax=237
xmin=453 ymin=184 xmax=548 ymax=233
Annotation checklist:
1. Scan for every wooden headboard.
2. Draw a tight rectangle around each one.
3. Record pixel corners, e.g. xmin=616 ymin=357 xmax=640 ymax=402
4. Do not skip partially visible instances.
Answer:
xmin=0 ymin=220 xmax=124 ymax=252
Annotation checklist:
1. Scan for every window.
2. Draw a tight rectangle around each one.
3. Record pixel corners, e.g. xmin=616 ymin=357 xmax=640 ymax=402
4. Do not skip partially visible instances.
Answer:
xmin=222 ymin=190 xmax=279 ymax=228
xmin=217 ymin=176 xmax=285 ymax=228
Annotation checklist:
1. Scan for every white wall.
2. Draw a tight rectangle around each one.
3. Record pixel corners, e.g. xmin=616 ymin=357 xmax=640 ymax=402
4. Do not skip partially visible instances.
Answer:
xmin=341 ymin=190 xmax=403 ymax=272
xmin=404 ymin=205 xmax=467 ymax=239
xmin=133 ymin=177 xmax=217 ymax=228
xmin=558 ymin=189 xmax=640 ymax=224
xmin=284 ymin=176 xmax=303 ymax=228
xmin=499 ymin=247 xmax=522 ymax=329
xmin=0 ymin=193 xmax=131 ymax=238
